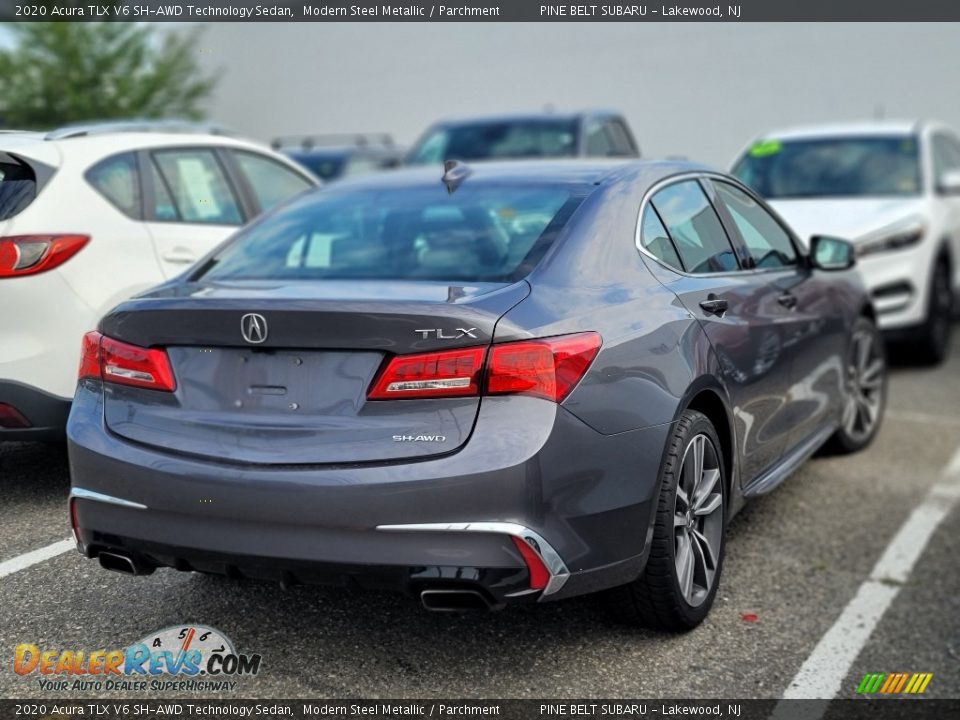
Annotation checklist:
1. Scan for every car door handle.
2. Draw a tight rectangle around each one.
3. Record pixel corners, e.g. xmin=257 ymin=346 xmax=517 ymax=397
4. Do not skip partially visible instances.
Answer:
xmin=161 ymin=250 xmax=197 ymax=265
xmin=699 ymin=297 xmax=729 ymax=315
xmin=777 ymin=293 xmax=798 ymax=310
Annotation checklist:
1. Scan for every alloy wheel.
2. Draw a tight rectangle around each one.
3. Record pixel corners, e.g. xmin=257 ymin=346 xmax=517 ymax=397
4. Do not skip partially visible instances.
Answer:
xmin=673 ymin=433 xmax=723 ymax=607
xmin=842 ymin=329 xmax=885 ymax=442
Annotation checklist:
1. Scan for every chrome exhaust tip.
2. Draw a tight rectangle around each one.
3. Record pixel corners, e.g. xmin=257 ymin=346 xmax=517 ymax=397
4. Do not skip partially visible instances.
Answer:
xmin=97 ymin=551 xmax=154 ymax=576
xmin=420 ymin=589 xmax=492 ymax=612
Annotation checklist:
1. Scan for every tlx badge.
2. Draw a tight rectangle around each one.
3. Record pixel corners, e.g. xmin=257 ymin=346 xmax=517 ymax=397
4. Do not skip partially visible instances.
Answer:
xmin=415 ymin=328 xmax=479 ymax=340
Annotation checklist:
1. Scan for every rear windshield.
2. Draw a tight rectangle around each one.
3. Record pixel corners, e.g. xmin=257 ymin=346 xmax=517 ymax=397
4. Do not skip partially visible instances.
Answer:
xmin=407 ymin=120 xmax=579 ymax=164
xmin=0 ymin=159 xmax=37 ymax=220
xmin=732 ymin=136 xmax=921 ymax=199
xmin=199 ymin=184 xmax=584 ymax=283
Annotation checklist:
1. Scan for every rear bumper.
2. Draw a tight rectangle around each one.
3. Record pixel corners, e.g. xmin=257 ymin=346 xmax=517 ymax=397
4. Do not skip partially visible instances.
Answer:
xmin=0 ymin=380 xmax=71 ymax=441
xmin=67 ymin=382 xmax=671 ymax=604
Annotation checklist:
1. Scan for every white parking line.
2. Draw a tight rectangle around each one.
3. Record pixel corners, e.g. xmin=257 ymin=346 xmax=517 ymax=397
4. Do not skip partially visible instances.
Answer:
xmin=0 ymin=538 xmax=74 ymax=580
xmin=781 ymin=445 xmax=960 ymax=700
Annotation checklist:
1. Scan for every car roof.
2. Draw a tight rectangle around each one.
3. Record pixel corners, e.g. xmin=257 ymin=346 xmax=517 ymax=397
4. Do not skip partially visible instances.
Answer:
xmin=325 ymin=158 xmax=707 ymax=192
xmin=757 ymin=120 xmax=921 ymax=141
xmin=425 ymin=110 xmax=624 ymax=128
xmin=0 ymin=129 xmax=290 ymax=168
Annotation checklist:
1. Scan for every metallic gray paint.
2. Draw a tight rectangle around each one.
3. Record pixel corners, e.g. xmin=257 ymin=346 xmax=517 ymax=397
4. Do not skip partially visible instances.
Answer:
xmin=67 ymin=159 xmax=874 ymax=605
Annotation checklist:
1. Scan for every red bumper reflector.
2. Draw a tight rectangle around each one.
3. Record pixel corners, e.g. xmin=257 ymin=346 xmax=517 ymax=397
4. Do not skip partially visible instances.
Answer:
xmin=511 ymin=535 xmax=550 ymax=591
xmin=0 ymin=403 xmax=31 ymax=429
xmin=69 ymin=497 xmax=81 ymax=547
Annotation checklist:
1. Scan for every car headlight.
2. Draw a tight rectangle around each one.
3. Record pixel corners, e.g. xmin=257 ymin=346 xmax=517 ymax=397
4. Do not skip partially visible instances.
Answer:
xmin=856 ymin=226 xmax=925 ymax=258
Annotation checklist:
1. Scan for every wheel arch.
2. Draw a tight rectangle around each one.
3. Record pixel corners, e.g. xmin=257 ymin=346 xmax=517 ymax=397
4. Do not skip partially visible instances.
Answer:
xmin=672 ymin=379 xmax=739 ymax=515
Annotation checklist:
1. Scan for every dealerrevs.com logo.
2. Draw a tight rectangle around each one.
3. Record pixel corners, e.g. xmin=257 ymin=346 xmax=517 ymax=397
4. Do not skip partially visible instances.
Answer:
xmin=14 ymin=625 xmax=262 ymax=693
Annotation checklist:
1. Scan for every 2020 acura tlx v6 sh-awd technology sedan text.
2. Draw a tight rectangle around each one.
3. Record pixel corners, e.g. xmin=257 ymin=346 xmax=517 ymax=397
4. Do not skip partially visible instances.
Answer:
xmin=67 ymin=160 xmax=886 ymax=629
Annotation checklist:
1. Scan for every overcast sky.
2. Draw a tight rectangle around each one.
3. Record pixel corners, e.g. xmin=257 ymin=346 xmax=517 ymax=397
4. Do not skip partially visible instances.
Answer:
xmin=191 ymin=22 xmax=958 ymax=167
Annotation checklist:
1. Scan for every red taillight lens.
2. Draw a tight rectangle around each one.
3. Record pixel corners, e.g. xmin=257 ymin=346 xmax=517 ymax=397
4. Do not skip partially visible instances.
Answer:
xmin=487 ymin=332 xmax=601 ymax=402
xmin=0 ymin=402 xmax=32 ymax=429
xmin=77 ymin=331 xmax=176 ymax=392
xmin=366 ymin=332 xmax=601 ymax=403
xmin=511 ymin=536 xmax=550 ymax=591
xmin=78 ymin=331 xmax=103 ymax=380
xmin=367 ymin=346 xmax=485 ymax=400
xmin=0 ymin=235 xmax=90 ymax=277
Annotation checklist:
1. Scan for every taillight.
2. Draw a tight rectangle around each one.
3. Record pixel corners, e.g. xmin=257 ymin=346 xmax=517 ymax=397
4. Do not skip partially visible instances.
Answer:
xmin=0 ymin=235 xmax=90 ymax=277
xmin=367 ymin=346 xmax=485 ymax=400
xmin=367 ymin=332 xmax=601 ymax=403
xmin=78 ymin=331 xmax=176 ymax=392
xmin=487 ymin=332 xmax=601 ymax=402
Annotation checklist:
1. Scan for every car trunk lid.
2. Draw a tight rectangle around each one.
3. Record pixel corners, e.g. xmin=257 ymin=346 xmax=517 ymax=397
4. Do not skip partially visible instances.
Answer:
xmin=99 ymin=279 xmax=529 ymax=465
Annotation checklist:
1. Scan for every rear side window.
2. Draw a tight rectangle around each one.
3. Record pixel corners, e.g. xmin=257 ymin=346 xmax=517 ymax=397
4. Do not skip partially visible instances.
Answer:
xmin=150 ymin=149 xmax=243 ymax=225
xmin=651 ymin=181 xmax=738 ymax=274
xmin=232 ymin=150 xmax=313 ymax=212
xmin=0 ymin=159 xmax=36 ymax=221
xmin=639 ymin=206 xmax=682 ymax=270
xmin=713 ymin=182 xmax=798 ymax=269
xmin=200 ymin=184 xmax=584 ymax=283
xmin=86 ymin=153 xmax=141 ymax=218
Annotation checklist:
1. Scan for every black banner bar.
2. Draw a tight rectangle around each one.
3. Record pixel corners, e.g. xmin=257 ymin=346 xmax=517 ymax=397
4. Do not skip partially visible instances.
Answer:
xmin=2 ymin=700 xmax=959 ymax=720
xmin=3 ymin=0 xmax=960 ymax=22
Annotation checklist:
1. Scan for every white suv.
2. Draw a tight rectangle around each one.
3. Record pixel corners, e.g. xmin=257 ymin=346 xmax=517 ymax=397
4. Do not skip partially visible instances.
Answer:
xmin=0 ymin=123 xmax=318 ymax=440
xmin=732 ymin=121 xmax=960 ymax=363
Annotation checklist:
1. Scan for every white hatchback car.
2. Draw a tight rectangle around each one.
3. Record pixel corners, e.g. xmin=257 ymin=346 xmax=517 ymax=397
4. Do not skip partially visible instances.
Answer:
xmin=0 ymin=123 xmax=318 ymax=440
xmin=732 ymin=121 xmax=960 ymax=363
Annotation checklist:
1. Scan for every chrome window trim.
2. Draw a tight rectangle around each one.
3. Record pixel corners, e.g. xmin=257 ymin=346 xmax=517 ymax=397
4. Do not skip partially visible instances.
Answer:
xmin=634 ymin=171 xmax=806 ymax=280
xmin=376 ymin=521 xmax=570 ymax=597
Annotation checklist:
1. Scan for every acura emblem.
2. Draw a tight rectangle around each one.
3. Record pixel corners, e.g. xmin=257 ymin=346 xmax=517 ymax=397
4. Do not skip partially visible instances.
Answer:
xmin=241 ymin=313 xmax=268 ymax=344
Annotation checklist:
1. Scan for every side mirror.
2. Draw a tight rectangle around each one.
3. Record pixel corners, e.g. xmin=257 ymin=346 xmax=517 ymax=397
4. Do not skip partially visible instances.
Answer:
xmin=938 ymin=169 xmax=960 ymax=195
xmin=810 ymin=235 xmax=856 ymax=271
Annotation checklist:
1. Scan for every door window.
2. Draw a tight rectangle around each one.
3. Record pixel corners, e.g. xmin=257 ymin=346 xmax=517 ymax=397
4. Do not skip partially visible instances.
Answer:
xmin=585 ymin=122 xmax=613 ymax=156
xmin=714 ymin=182 xmax=798 ymax=269
xmin=233 ymin=150 xmax=313 ymax=212
xmin=150 ymin=149 xmax=243 ymax=225
xmin=606 ymin=121 xmax=636 ymax=156
xmin=932 ymin=133 xmax=960 ymax=187
xmin=651 ymin=181 xmax=739 ymax=274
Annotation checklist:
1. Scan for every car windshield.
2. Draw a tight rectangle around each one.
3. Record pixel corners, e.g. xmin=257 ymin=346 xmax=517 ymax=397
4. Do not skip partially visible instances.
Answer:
xmin=732 ymin=136 xmax=922 ymax=199
xmin=407 ymin=119 xmax=579 ymax=164
xmin=199 ymin=183 xmax=584 ymax=283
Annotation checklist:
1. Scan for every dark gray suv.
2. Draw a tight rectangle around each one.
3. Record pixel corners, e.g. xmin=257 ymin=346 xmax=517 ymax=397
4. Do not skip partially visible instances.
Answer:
xmin=67 ymin=160 xmax=885 ymax=629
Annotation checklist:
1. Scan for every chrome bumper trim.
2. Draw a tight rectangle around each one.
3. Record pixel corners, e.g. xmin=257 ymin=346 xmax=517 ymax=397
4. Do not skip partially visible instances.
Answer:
xmin=69 ymin=488 xmax=147 ymax=510
xmin=376 ymin=521 xmax=570 ymax=597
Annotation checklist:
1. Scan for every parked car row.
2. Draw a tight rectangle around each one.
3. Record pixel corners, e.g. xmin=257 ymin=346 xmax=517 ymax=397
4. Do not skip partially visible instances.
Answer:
xmin=2 ymin=109 xmax=957 ymax=631
xmin=0 ymin=121 xmax=318 ymax=439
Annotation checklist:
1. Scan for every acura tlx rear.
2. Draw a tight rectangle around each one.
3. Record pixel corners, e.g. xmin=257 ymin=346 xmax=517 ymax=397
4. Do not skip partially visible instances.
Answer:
xmin=66 ymin=161 xmax=693 ymax=613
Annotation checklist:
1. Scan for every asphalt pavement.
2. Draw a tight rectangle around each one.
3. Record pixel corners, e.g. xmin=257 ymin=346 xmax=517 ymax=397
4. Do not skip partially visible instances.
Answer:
xmin=1 ymin=334 xmax=958 ymax=701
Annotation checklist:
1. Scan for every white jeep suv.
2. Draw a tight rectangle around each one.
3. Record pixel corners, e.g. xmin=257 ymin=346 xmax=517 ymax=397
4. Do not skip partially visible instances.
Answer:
xmin=732 ymin=121 xmax=960 ymax=363
xmin=0 ymin=122 xmax=318 ymax=440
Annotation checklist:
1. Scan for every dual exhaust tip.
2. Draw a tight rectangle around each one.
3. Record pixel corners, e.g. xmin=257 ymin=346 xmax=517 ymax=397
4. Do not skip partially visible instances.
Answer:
xmin=97 ymin=551 xmax=154 ymax=576
xmin=420 ymin=589 xmax=494 ymax=612
xmin=98 ymin=552 xmax=494 ymax=611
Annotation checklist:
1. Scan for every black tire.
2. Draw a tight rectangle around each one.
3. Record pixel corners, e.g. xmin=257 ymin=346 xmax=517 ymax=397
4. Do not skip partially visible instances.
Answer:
xmin=605 ymin=409 xmax=726 ymax=631
xmin=916 ymin=257 xmax=953 ymax=365
xmin=827 ymin=316 xmax=887 ymax=454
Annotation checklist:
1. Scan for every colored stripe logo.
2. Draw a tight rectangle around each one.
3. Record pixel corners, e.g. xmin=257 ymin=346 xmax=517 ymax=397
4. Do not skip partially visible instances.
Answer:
xmin=856 ymin=672 xmax=933 ymax=694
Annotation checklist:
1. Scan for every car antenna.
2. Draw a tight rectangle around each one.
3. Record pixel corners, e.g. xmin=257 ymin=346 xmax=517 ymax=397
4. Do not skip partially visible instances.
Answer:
xmin=442 ymin=159 xmax=470 ymax=194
